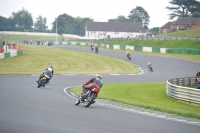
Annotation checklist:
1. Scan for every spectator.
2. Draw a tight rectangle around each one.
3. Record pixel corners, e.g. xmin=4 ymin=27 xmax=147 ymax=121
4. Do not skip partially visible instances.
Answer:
xmin=17 ymin=45 xmax=21 ymax=50
xmin=196 ymin=70 xmax=200 ymax=89
xmin=2 ymin=41 xmax=5 ymax=48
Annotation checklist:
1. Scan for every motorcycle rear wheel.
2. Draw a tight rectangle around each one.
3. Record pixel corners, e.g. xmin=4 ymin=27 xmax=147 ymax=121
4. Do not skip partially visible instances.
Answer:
xmin=84 ymin=93 xmax=96 ymax=107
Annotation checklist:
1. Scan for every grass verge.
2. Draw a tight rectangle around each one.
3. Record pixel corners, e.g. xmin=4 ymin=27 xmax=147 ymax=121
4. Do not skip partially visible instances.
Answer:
xmin=96 ymin=39 xmax=200 ymax=49
xmin=0 ymin=44 xmax=140 ymax=75
xmin=71 ymin=83 xmax=200 ymax=119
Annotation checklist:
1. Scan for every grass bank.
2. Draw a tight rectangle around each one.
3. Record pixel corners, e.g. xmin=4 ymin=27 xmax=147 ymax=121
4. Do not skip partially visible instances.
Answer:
xmin=71 ymin=83 xmax=200 ymax=119
xmin=156 ymin=29 xmax=200 ymax=38
xmin=96 ymin=39 xmax=200 ymax=49
xmin=0 ymin=44 xmax=140 ymax=75
xmin=1 ymin=34 xmax=62 ymax=43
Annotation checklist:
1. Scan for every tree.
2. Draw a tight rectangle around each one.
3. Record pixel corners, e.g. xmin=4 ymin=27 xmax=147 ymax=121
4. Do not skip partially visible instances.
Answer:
xmin=192 ymin=12 xmax=200 ymax=17
xmin=12 ymin=8 xmax=33 ymax=31
xmin=0 ymin=16 xmax=16 ymax=31
xmin=34 ymin=15 xmax=48 ymax=32
xmin=0 ymin=16 xmax=9 ymax=31
xmin=108 ymin=15 xmax=129 ymax=22
xmin=74 ymin=17 xmax=93 ymax=36
xmin=128 ymin=6 xmax=150 ymax=29
xmin=52 ymin=14 xmax=93 ymax=36
xmin=149 ymin=27 xmax=159 ymax=35
xmin=52 ymin=14 xmax=76 ymax=35
xmin=166 ymin=0 xmax=200 ymax=19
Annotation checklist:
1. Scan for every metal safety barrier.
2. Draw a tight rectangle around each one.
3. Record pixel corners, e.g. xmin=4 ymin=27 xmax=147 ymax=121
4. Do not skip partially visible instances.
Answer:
xmin=166 ymin=77 xmax=200 ymax=104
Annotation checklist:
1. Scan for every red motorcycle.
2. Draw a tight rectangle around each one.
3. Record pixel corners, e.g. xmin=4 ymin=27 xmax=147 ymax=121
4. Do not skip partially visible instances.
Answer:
xmin=75 ymin=86 xmax=100 ymax=107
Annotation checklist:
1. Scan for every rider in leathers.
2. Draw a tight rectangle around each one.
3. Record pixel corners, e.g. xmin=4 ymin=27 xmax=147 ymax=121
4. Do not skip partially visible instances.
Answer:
xmin=80 ymin=74 xmax=103 ymax=102
xmin=37 ymin=66 xmax=54 ymax=85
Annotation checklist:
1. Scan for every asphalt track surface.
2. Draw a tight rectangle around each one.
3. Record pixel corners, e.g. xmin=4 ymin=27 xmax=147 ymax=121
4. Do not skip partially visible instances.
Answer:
xmin=0 ymin=45 xmax=200 ymax=133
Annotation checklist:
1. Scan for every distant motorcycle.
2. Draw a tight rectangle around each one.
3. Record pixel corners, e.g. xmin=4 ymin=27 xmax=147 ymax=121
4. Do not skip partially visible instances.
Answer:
xmin=91 ymin=45 xmax=94 ymax=51
xmin=75 ymin=86 xmax=100 ymax=107
xmin=127 ymin=53 xmax=131 ymax=60
xmin=148 ymin=65 xmax=153 ymax=72
xmin=37 ymin=70 xmax=52 ymax=88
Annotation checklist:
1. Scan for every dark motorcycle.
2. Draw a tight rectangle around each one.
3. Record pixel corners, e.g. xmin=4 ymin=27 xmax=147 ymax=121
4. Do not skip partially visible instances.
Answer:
xmin=148 ymin=65 xmax=153 ymax=72
xmin=75 ymin=87 xmax=100 ymax=107
xmin=95 ymin=46 xmax=98 ymax=53
xmin=37 ymin=74 xmax=50 ymax=88
xmin=127 ymin=53 xmax=131 ymax=60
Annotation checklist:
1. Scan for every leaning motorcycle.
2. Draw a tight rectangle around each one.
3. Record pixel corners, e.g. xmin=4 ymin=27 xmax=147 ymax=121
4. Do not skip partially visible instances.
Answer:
xmin=75 ymin=87 xmax=100 ymax=107
xmin=149 ymin=65 xmax=153 ymax=72
xmin=127 ymin=53 xmax=131 ymax=60
xmin=37 ymin=74 xmax=50 ymax=88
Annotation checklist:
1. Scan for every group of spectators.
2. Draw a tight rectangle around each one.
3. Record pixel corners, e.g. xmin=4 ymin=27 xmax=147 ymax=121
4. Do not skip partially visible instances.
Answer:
xmin=23 ymin=40 xmax=32 ymax=44
xmin=23 ymin=40 xmax=53 ymax=46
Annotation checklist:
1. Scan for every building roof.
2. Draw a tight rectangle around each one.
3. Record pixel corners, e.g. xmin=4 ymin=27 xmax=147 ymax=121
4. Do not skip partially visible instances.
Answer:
xmin=160 ymin=22 xmax=173 ymax=29
xmin=86 ymin=22 xmax=146 ymax=33
xmin=172 ymin=17 xmax=200 ymax=25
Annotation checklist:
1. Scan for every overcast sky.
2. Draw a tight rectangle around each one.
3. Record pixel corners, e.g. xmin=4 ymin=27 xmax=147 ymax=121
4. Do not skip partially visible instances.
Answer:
xmin=0 ymin=0 xmax=172 ymax=29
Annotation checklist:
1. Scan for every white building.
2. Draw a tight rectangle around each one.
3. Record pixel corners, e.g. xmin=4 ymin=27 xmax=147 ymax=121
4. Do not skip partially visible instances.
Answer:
xmin=85 ymin=21 xmax=146 ymax=39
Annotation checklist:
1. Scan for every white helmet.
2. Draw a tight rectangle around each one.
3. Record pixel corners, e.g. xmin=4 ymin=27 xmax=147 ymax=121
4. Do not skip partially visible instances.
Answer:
xmin=48 ymin=68 xmax=52 ymax=72
xmin=96 ymin=74 xmax=102 ymax=79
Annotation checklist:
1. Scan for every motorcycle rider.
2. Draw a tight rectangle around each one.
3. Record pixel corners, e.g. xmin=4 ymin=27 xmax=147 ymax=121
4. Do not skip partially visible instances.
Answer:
xmin=126 ymin=49 xmax=131 ymax=58
xmin=36 ymin=65 xmax=54 ymax=84
xmin=196 ymin=70 xmax=200 ymax=89
xmin=91 ymin=43 xmax=94 ymax=51
xmin=80 ymin=74 xmax=103 ymax=103
xmin=126 ymin=49 xmax=130 ymax=57
xmin=147 ymin=62 xmax=153 ymax=70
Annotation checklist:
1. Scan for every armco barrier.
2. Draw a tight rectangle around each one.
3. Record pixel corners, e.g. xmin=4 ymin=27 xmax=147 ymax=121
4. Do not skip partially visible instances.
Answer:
xmin=166 ymin=77 xmax=200 ymax=104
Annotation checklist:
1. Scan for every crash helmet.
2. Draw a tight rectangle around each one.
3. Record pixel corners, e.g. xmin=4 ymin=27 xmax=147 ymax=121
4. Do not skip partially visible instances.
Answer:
xmin=48 ymin=67 xmax=53 ymax=72
xmin=96 ymin=74 xmax=102 ymax=79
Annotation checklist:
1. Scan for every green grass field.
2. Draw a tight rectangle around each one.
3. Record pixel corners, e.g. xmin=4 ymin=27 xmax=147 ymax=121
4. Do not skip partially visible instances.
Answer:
xmin=156 ymin=29 xmax=200 ymax=38
xmin=0 ymin=44 xmax=140 ymax=75
xmin=0 ymin=34 xmax=60 ymax=43
xmin=96 ymin=39 xmax=200 ymax=49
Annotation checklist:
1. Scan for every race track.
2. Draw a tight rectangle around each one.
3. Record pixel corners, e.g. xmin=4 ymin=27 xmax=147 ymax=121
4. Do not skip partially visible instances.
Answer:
xmin=0 ymin=45 xmax=199 ymax=133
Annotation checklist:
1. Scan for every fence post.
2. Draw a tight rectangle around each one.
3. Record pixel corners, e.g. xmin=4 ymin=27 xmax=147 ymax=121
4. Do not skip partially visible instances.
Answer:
xmin=177 ymin=78 xmax=179 ymax=85
xmin=189 ymin=77 xmax=192 ymax=86
xmin=183 ymin=78 xmax=186 ymax=86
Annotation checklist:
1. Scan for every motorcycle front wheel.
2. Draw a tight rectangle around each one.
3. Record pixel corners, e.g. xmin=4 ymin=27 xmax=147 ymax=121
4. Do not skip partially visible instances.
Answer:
xmin=75 ymin=96 xmax=81 ymax=105
xmin=84 ymin=93 xmax=96 ymax=107
xmin=37 ymin=79 xmax=45 ymax=88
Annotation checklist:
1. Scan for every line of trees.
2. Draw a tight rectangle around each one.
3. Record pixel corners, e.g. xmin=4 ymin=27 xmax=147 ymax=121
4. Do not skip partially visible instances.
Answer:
xmin=0 ymin=8 xmax=93 ymax=36
xmin=1 ymin=1 xmax=200 ymax=36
